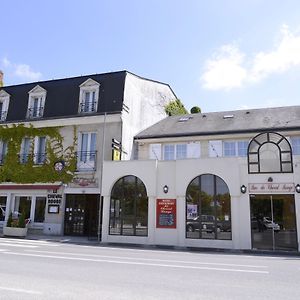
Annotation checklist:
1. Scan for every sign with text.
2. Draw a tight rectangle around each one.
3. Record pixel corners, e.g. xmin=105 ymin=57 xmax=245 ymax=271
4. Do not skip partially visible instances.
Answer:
xmin=249 ymin=183 xmax=295 ymax=193
xmin=156 ymin=199 xmax=176 ymax=229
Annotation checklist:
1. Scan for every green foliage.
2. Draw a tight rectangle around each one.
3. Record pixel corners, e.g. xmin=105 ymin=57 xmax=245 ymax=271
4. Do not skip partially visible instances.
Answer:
xmin=6 ymin=212 xmax=13 ymax=227
xmin=190 ymin=106 xmax=201 ymax=114
xmin=0 ymin=124 xmax=77 ymax=184
xmin=165 ymin=99 xmax=188 ymax=116
xmin=18 ymin=212 xmax=26 ymax=228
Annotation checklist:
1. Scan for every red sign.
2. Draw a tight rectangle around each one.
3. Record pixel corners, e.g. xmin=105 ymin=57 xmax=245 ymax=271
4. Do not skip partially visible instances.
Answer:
xmin=156 ymin=199 xmax=176 ymax=229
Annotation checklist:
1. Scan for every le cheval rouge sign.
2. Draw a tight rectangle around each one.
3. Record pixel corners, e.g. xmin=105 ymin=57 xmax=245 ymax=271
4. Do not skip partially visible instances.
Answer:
xmin=249 ymin=183 xmax=295 ymax=193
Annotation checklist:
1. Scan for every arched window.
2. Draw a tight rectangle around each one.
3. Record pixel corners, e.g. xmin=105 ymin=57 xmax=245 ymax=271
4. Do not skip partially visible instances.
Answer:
xmin=186 ymin=174 xmax=231 ymax=240
xmin=247 ymin=132 xmax=293 ymax=173
xmin=109 ymin=175 xmax=148 ymax=236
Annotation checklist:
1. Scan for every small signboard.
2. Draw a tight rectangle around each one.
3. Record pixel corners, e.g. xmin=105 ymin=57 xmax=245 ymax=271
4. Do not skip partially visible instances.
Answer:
xmin=249 ymin=183 xmax=295 ymax=193
xmin=156 ymin=199 xmax=176 ymax=229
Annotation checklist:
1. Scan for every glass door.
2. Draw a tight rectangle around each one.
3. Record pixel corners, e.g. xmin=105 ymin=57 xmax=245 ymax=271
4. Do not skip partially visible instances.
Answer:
xmin=250 ymin=194 xmax=297 ymax=251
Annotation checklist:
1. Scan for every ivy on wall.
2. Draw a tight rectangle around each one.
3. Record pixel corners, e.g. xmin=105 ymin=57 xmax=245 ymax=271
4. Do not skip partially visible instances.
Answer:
xmin=0 ymin=124 xmax=77 ymax=184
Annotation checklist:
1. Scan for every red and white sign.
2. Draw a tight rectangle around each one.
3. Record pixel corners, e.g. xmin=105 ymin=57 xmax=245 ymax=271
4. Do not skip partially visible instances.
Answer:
xmin=156 ymin=199 xmax=176 ymax=229
xmin=249 ymin=183 xmax=295 ymax=193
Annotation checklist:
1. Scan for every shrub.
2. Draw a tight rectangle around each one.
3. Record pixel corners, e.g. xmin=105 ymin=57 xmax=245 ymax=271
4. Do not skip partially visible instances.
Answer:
xmin=6 ymin=212 xmax=13 ymax=227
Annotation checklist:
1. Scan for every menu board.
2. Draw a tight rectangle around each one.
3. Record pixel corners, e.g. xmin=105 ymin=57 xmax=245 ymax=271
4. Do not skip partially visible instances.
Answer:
xmin=156 ymin=199 xmax=176 ymax=228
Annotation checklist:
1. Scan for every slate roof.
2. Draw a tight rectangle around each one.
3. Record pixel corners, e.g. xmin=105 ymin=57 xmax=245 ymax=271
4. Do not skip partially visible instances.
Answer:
xmin=135 ymin=106 xmax=300 ymax=139
xmin=0 ymin=70 xmax=173 ymax=123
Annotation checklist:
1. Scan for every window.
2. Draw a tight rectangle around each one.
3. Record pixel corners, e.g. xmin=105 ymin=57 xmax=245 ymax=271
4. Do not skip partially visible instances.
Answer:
xmin=0 ymin=140 xmax=7 ymax=165
xmin=161 ymin=143 xmax=200 ymax=160
xmin=0 ymin=196 xmax=6 ymax=221
xmin=14 ymin=196 xmax=31 ymax=219
xmin=186 ymin=174 xmax=231 ymax=240
xmin=34 ymin=137 xmax=46 ymax=164
xmin=291 ymin=137 xmax=300 ymax=155
xmin=79 ymin=78 xmax=100 ymax=113
xmin=0 ymin=90 xmax=10 ymax=121
xmin=77 ymin=132 xmax=97 ymax=171
xmin=20 ymin=137 xmax=32 ymax=163
xmin=34 ymin=197 xmax=46 ymax=223
xmin=223 ymin=140 xmax=248 ymax=157
xmin=27 ymin=85 xmax=46 ymax=119
xmin=164 ymin=144 xmax=175 ymax=160
xmin=109 ymin=175 xmax=148 ymax=236
xmin=248 ymin=132 xmax=292 ymax=173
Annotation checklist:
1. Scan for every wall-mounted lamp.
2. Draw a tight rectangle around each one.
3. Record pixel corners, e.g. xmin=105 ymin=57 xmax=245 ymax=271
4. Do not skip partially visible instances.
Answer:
xmin=240 ymin=185 xmax=247 ymax=194
xmin=163 ymin=185 xmax=169 ymax=194
xmin=268 ymin=177 xmax=273 ymax=182
xmin=295 ymin=184 xmax=300 ymax=193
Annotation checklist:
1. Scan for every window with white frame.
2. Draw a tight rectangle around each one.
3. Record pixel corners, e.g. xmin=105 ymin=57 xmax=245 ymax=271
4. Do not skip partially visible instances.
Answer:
xmin=291 ymin=137 xmax=300 ymax=155
xmin=79 ymin=79 xmax=100 ymax=113
xmin=34 ymin=136 xmax=47 ymax=164
xmin=162 ymin=142 xmax=200 ymax=160
xmin=27 ymin=85 xmax=46 ymax=119
xmin=0 ymin=90 xmax=10 ymax=121
xmin=223 ymin=140 xmax=249 ymax=157
xmin=77 ymin=132 xmax=97 ymax=171
xmin=0 ymin=140 xmax=7 ymax=165
xmin=20 ymin=137 xmax=32 ymax=163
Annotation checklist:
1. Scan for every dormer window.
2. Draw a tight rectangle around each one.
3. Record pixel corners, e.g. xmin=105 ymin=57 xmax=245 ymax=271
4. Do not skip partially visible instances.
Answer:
xmin=0 ymin=90 xmax=10 ymax=122
xmin=27 ymin=85 xmax=46 ymax=119
xmin=79 ymin=78 xmax=100 ymax=114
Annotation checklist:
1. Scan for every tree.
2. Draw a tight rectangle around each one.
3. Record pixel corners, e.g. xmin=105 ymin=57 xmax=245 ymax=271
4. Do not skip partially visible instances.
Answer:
xmin=165 ymin=99 xmax=188 ymax=116
xmin=190 ymin=106 xmax=201 ymax=114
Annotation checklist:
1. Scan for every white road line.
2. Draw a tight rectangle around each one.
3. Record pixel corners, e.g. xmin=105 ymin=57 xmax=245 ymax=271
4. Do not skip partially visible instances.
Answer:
xmin=3 ymin=252 xmax=269 ymax=274
xmin=0 ymin=286 xmax=42 ymax=295
xmin=0 ymin=239 xmax=59 ymax=247
xmin=26 ymin=249 xmax=268 ymax=269
xmin=0 ymin=243 xmax=38 ymax=248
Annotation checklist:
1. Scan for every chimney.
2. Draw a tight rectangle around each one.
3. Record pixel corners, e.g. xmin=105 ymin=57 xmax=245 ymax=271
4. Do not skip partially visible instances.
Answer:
xmin=0 ymin=70 xmax=3 ymax=87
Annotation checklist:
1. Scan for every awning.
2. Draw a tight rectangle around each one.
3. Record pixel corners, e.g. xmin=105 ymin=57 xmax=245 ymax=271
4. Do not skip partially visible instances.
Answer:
xmin=0 ymin=184 xmax=61 ymax=190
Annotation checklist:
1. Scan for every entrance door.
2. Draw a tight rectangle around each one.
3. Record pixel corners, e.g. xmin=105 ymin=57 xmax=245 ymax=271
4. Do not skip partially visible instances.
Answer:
xmin=250 ymin=194 xmax=297 ymax=251
xmin=64 ymin=194 xmax=100 ymax=238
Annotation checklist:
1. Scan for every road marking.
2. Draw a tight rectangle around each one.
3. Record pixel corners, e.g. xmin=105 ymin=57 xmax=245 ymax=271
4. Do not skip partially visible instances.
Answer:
xmin=0 ymin=243 xmax=38 ymax=248
xmin=26 ymin=249 xmax=268 ymax=269
xmin=0 ymin=286 xmax=42 ymax=295
xmin=3 ymin=252 xmax=269 ymax=274
xmin=0 ymin=238 xmax=59 ymax=246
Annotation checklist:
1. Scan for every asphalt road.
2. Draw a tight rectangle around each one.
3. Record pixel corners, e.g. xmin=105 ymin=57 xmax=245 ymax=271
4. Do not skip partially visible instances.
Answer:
xmin=0 ymin=238 xmax=299 ymax=300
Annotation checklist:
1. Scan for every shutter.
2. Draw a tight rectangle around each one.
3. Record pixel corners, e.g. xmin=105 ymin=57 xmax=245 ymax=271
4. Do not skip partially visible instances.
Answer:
xmin=149 ymin=144 xmax=161 ymax=160
xmin=187 ymin=142 xmax=200 ymax=158
xmin=209 ymin=140 xmax=223 ymax=157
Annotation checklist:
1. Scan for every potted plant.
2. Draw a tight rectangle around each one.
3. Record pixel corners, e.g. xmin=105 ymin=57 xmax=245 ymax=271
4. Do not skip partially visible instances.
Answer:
xmin=3 ymin=212 xmax=29 ymax=238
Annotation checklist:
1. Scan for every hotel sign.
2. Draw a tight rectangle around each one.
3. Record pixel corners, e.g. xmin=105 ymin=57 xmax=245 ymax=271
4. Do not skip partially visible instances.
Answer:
xmin=249 ymin=183 xmax=295 ymax=193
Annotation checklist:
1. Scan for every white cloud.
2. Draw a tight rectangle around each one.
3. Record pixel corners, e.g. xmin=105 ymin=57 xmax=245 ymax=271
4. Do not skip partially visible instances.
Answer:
xmin=14 ymin=64 xmax=42 ymax=81
xmin=201 ymin=25 xmax=300 ymax=90
xmin=0 ymin=57 xmax=42 ymax=82
xmin=201 ymin=44 xmax=247 ymax=91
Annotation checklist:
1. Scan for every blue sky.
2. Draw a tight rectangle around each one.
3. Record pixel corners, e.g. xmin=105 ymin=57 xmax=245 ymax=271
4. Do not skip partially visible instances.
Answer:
xmin=1 ymin=0 xmax=300 ymax=113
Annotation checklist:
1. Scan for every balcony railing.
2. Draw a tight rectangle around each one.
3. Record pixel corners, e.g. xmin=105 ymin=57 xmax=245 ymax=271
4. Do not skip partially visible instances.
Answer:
xmin=19 ymin=153 xmax=47 ymax=165
xmin=79 ymin=101 xmax=97 ymax=113
xmin=0 ymin=111 xmax=8 ymax=122
xmin=76 ymin=151 xmax=97 ymax=171
xmin=27 ymin=106 xmax=44 ymax=119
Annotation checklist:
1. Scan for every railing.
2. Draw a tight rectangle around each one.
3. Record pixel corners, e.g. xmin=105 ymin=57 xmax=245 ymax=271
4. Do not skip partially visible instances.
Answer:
xmin=0 ymin=111 xmax=8 ymax=122
xmin=19 ymin=153 xmax=47 ymax=164
xmin=79 ymin=101 xmax=97 ymax=113
xmin=0 ymin=153 xmax=6 ymax=165
xmin=76 ymin=151 xmax=97 ymax=171
xmin=27 ymin=106 xmax=44 ymax=118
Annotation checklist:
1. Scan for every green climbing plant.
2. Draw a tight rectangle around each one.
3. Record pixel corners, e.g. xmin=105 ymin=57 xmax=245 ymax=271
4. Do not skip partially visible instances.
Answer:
xmin=0 ymin=124 xmax=77 ymax=183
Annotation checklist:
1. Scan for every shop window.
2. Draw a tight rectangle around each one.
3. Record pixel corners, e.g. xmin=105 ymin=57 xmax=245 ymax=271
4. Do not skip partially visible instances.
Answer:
xmin=186 ymin=174 xmax=231 ymax=240
xmin=14 ymin=196 xmax=31 ymax=219
xmin=34 ymin=197 xmax=46 ymax=223
xmin=0 ymin=196 xmax=6 ymax=221
xmin=109 ymin=175 xmax=148 ymax=236
xmin=248 ymin=132 xmax=293 ymax=173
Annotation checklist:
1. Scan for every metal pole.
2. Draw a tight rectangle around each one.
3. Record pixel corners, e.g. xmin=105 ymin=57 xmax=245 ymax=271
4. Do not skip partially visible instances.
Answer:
xmin=98 ymin=112 xmax=107 ymax=242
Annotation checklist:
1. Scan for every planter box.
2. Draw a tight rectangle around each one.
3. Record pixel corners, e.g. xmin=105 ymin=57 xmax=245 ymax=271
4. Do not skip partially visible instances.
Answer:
xmin=3 ymin=226 xmax=28 ymax=238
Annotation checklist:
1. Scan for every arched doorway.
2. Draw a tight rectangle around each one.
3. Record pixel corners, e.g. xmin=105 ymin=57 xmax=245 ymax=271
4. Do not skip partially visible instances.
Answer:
xmin=186 ymin=174 xmax=231 ymax=240
xmin=109 ymin=175 xmax=148 ymax=236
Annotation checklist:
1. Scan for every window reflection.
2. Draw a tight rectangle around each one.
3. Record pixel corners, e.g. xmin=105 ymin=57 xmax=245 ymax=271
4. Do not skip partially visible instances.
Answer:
xmin=186 ymin=174 xmax=231 ymax=240
xmin=109 ymin=175 xmax=148 ymax=236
